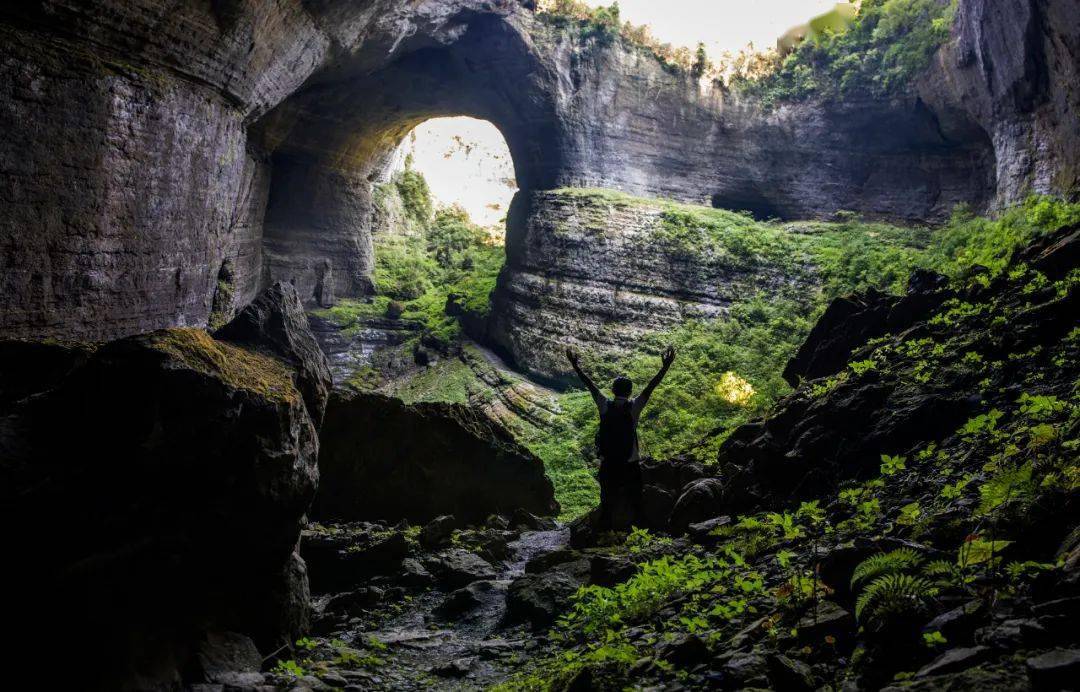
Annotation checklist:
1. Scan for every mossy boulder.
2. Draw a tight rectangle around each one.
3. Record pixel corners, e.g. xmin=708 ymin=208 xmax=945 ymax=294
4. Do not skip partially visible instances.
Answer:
xmin=1 ymin=285 xmax=328 ymax=689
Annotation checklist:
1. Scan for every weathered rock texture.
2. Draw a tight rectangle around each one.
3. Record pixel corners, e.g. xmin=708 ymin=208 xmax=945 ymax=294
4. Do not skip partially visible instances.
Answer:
xmin=316 ymin=390 xmax=559 ymax=524
xmin=489 ymin=189 xmax=820 ymax=381
xmin=1 ymin=0 xmax=1076 ymax=340
xmin=0 ymin=286 xmax=328 ymax=688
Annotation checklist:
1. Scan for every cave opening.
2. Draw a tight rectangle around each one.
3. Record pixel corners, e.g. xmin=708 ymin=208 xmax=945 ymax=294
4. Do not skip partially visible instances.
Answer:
xmin=309 ymin=115 xmax=520 ymax=392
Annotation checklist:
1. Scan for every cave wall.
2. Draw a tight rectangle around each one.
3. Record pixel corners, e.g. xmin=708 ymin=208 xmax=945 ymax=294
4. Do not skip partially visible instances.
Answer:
xmin=919 ymin=0 xmax=1080 ymax=207
xmin=0 ymin=0 xmax=332 ymax=340
xmin=531 ymin=27 xmax=997 ymax=221
xmin=0 ymin=0 xmax=1077 ymax=341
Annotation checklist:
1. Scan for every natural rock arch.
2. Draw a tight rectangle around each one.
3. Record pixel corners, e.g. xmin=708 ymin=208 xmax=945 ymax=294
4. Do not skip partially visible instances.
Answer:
xmin=1 ymin=0 xmax=1075 ymax=341
xmin=251 ymin=11 xmax=563 ymax=303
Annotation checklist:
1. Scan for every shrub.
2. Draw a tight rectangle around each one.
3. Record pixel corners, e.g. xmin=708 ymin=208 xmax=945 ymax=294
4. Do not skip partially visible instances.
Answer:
xmin=735 ymin=0 xmax=958 ymax=106
xmin=394 ymin=169 xmax=433 ymax=227
xmin=372 ymin=236 xmax=437 ymax=300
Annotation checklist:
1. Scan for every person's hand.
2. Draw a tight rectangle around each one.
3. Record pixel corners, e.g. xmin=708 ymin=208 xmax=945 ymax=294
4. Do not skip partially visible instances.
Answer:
xmin=661 ymin=345 xmax=676 ymax=366
xmin=566 ymin=347 xmax=580 ymax=366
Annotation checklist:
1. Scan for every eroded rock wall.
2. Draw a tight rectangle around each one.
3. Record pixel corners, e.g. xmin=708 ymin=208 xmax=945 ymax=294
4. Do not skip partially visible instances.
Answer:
xmin=489 ymin=189 xmax=820 ymax=381
xmin=0 ymin=1 xmax=335 ymax=340
xmin=533 ymin=27 xmax=996 ymax=221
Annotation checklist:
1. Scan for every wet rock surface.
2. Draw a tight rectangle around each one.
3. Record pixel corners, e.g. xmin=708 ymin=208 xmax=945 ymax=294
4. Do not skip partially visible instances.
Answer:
xmin=283 ymin=521 xmax=573 ymax=690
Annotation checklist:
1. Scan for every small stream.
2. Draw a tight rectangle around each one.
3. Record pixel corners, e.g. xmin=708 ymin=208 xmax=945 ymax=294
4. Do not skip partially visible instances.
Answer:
xmin=334 ymin=527 xmax=569 ymax=690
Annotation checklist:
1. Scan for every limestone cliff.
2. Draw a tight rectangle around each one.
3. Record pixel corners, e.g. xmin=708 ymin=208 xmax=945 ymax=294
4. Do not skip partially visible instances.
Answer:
xmin=1 ymin=0 xmax=1077 ymax=341
xmin=489 ymin=188 xmax=822 ymax=381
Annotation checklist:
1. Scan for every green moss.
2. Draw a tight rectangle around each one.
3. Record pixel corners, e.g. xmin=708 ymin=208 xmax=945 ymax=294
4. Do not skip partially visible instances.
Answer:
xmin=311 ymin=296 xmax=396 ymax=334
xmin=145 ymin=328 xmax=298 ymax=404
xmin=207 ymin=278 xmax=235 ymax=331
xmin=388 ymin=356 xmax=477 ymax=405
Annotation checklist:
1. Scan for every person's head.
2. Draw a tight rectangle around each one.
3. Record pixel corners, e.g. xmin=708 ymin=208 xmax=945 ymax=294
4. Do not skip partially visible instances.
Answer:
xmin=612 ymin=375 xmax=633 ymax=398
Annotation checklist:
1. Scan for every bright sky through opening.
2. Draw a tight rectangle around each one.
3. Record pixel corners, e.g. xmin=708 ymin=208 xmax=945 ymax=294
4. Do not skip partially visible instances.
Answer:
xmin=391 ymin=118 xmax=518 ymax=230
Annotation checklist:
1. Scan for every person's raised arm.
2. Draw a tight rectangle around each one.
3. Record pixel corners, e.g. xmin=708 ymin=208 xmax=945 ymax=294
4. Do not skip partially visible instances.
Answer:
xmin=566 ymin=347 xmax=603 ymax=404
xmin=635 ymin=345 xmax=676 ymax=413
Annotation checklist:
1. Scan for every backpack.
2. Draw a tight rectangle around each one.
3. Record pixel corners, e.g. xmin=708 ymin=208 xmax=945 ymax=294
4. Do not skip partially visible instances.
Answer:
xmin=596 ymin=398 xmax=636 ymax=466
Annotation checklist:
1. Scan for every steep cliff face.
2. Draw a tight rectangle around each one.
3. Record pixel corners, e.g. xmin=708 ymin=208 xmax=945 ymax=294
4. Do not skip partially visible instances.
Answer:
xmin=0 ymin=0 xmax=331 ymax=340
xmin=1 ymin=0 xmax=1077 ymax=343
xmin=919 ymin=0 xmax=1080 ymax=208
xmin=489 ymin=189 xmax=822 ymax=381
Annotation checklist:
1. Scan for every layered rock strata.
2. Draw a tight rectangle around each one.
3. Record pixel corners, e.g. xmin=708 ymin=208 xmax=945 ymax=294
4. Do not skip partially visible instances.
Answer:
xmin=489 ymin=189 xmax=820 ymax=381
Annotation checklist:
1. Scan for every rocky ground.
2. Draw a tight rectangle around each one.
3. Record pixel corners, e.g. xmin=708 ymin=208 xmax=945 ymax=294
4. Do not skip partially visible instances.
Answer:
xmin=274 ymin=516 xmax=568 ymax=690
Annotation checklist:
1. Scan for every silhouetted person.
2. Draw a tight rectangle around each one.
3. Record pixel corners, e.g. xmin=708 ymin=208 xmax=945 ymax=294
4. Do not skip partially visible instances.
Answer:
xmin=566 ymin=345 xmax=676 ymax=530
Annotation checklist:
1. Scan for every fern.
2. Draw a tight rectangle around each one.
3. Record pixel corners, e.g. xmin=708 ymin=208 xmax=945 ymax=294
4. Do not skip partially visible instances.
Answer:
xmin=923 ymin=559 xmax=964 ymax=588
xmin=855 ymin=574 xmax=937 ymax=623
xmin=850 ymin=548 xmax=925 ymax=588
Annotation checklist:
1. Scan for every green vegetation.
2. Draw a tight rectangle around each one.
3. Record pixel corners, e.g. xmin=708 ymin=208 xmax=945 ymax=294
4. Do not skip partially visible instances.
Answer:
xmin=536 ymin=1 xmax=703 ymax=75
xmin=325 ymin=174 xmax=1079 ymax=523
xmin=315 ymin=176 xmax=503 ymax=349
xmin=734 ymin=0 xmax=958 ymax=106
xmin=477 ymin=189 xmax=1080 ymax=690
xmin=537 ymin=0 xmax=958 ymax=106
xmin=394 ymin=169 xmax=434 ymax=227
xmin=542 ymin=192 xmax=1079 ymax=471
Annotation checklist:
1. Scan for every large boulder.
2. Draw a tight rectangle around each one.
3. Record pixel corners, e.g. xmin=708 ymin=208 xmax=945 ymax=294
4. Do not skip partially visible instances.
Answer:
xmin=2 ymin=287 xmax=327 ymax=689
xmin=669 ymin=478 xmax=726 ymax=534
xmin=316 ymin=390 xmax=558 ymax=524
xmin=506 ymin=558 xmax=592 ymax=628
xmin=782 ymin=270 xmax=951 ymax=387
xmin=215 ymin=281 xmax=332 ymax=424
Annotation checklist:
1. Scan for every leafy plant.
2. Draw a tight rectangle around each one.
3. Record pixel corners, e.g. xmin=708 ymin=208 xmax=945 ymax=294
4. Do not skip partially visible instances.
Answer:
xmin=273 ymin=659 xmax=306 ymax=678
xmin=923 ymin=630 xmax=947 ymax=648
xmin=897 ymin=501 xmax=921 ymax=526
xmin=849 ymin=358 xmax=878 ymax=376
xmin=977 ymin=462 xmax=1034 ymax=515
xmin=851 ymin=548 xmax=924 ymax=588
xmin=855 ymin=573 xmax=936 ymax=624
xmin=959 ymin=409 xmax=1004 ymax=438
xmin=880 ymin=454 xmax=907 ymax=476
xmin=958 ymin=536 xmax=1013 ymax=570
xmin=1018 ymin=393 xmax=1065 ymax=420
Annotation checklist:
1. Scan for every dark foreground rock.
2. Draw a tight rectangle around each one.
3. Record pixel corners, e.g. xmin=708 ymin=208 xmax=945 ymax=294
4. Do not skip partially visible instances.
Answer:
xmin=506 ymin=557 xmax=591 ymax=628
xmin=316 ymin=390 xmax=559 ymax=524
xmin=1 ymin=286 xmax=327 ymax=689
